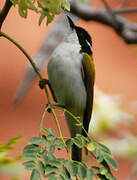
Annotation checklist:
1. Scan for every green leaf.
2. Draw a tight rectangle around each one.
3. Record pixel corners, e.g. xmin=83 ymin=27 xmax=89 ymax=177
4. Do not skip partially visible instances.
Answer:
xmin=97 ymin=143 xmax=111 ymax=154
xmin=99 ymin=166 xmax=108 ymax=175
xmin=40 ymin=127 xmax=49 ymax=133
xmin=48 ymin=128 xmax=54 ymax=136
xmin=10 ymin=0 xmax=18 ymax=6
xmin=106 ymin=172 xmax=116 ymax=180
xmin=104 ymin=155 xmax=118 ymax=171
xmin=23 ymin=144 xmax=41 ymax=152
xmin=81 ymin=136 xmax=87 ymax=145
xmin=22 ymin=144 xmax=40 ymax=160
xmin=53 ymin=138 xmax=61 ymax=146
xmin=59 ymin=175 xmax=65 ymax=180
xmin=77 ymin=163 xmax=87 ymax=179
xmin=69 ymin=162 xmax=78 ymax=176
xmin=45 ymin=165 xmax=58 ymax=172
xmin=82 ymin=157 xmax=89 ymax=163
xmin=47 ymin=134 xmax=55 ymax=141
xmin=18 ymin=0 xmax=28 ymax=18
xmin=46 ymin=14 xmax=54 ymax=25
xmin=45 ymin=172 xmax=56 ymax=178
xmin=7 ymin=136 xmax=23 ymax=146
xmin=38 ymin=160 xmax=45 ymax=177
xmin=94 ymin=149 xmax=103 ymax=163
xmin=83 ymin=146 xmax=88 ymax=155
xmin=29 ymin=137 xmax=44 ymax=144
xmin=61 ymin=0 xmax=70 ymax=11
xmin=91 ymin=166 xmax=100 ymax=172
xmin=97 ymin=173 xmax=108 ymax=180
xmin=45 ymin=139 xmax=51 ymax=148
xmin=61 ymin=166 xmax=71 ymax=179
xmin=65 ymin=139 xmax=73 ymax=151
xmin=48 ymin=175 xmax=57 ymax=180
xmin=73 ymin=137 xmax=83 ymax=148
xmin=22 ymin=152 xmax=37 ymax=161
xmin=57 ymin=142 xmax=64 ymax=150
xmin=25 ymin=0 xmax=37 ymax=11
xmin=49 ymin=160 xmax=62 ymax=167
xmin=53 ymin=138 xmax=63 ymax=150
xmin=50 ymin=145 xmax=55 ymax=153
xmin=48 ymin=152 xmax=56 ymax=161
xmin=87 ymin=169 xmax=94 ymax=180
xmin=87 ymin=142 xmax=96 ymax=151
xmin=23 ymin=160 xmax=36 ymax=170
xmin=30 ymin=168 xmax=41 ymax=180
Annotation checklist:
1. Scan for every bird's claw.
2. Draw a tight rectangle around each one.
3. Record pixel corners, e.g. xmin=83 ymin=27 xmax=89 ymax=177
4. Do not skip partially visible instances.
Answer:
xmin=39 ymin=78 xmax=49 ymax=89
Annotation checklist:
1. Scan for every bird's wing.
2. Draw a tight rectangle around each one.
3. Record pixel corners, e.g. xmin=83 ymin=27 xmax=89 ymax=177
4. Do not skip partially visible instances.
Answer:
xmin=82 ymin=53 xmax=95 ymax=136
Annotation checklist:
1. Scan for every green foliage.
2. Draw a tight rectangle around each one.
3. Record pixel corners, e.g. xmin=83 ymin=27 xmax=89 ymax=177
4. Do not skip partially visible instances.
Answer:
xmin=0 ymin=136 xmax=23 ymax=178
xmin=0 ymin=136 xmax=23 ymax=152
xmin=22 ymin=128 xmax=117 ymax=180
xmin=10 ymin=0 xmax=70 ymax=25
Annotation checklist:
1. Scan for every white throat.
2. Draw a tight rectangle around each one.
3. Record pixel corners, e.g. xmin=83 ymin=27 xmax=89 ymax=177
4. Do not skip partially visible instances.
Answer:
xmin=64 ymin=30 xmax=79 ymax=45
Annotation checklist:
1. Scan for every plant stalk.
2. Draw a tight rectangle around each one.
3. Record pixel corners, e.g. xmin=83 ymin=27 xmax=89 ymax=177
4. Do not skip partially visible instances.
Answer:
xmin=0 ymin=31 xmax=50 ymax=102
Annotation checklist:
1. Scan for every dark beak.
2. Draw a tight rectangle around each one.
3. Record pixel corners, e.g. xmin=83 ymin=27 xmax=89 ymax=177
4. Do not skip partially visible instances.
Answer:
xmin=67 ymin=16 xmax=75 ymax=30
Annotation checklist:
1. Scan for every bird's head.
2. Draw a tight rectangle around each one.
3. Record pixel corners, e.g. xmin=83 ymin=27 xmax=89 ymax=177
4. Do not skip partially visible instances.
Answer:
xmin=67 ymin=16 xmax=92 ymax=55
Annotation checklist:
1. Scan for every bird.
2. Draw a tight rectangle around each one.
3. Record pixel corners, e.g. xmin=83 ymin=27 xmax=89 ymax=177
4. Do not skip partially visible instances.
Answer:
xmin=47 ymin=16 xmax=95 ymax=162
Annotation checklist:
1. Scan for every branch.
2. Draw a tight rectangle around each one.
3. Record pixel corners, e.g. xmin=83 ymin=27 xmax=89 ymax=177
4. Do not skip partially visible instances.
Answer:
xmin=0 ymin=0 xmax=12 ymax=29
xmin=115 ymin=8 xmax=137 ymax=14
xmin=71 ymin=0 xmax=137 ymax=44
xmin=101 ymin=0 xmax=121 ymax=30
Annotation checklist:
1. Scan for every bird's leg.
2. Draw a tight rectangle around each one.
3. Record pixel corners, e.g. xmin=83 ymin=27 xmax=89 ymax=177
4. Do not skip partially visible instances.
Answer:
xmin=39 ymin=78 xmax=57 ymax=102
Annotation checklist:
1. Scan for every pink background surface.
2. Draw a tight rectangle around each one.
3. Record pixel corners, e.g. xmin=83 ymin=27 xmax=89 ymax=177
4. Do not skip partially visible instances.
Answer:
xmin=0 ymin=0 xmax=137 ymax=179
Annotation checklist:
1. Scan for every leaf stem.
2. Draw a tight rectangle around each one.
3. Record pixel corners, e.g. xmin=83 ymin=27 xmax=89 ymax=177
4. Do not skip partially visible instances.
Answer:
xmin=50 ymin=108 xmax=71 ymax=160
xmin=0 ymin=31 xmax=50 ymax=102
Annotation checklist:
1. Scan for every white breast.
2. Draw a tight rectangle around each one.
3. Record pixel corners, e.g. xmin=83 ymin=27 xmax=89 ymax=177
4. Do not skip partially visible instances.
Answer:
xmin=47 ymin=41 xmax=87 ymax=117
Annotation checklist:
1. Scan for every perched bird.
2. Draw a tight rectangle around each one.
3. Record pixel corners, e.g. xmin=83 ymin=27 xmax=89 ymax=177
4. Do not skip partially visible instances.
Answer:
xmin=47 ymin=16 xmax=95 ymax=161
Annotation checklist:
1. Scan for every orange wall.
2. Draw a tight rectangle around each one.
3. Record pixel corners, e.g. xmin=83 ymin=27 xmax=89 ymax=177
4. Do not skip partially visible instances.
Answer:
xmin=0 ymin=0 xmax=137 ymax=179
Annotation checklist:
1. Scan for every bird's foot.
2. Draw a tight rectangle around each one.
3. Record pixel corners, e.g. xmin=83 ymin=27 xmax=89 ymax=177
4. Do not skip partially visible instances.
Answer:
xmin=39 ymin=78 xmax=49 ymax=89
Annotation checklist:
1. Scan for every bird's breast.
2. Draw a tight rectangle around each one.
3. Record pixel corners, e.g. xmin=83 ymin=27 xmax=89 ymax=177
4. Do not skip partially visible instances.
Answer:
xmin=48 ymin=42 xmax=87 ymax=116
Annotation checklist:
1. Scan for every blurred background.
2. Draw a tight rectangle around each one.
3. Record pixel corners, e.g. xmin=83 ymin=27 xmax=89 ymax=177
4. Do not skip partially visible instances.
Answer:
xmin=0 ymin=0 xmax=137 ymax=179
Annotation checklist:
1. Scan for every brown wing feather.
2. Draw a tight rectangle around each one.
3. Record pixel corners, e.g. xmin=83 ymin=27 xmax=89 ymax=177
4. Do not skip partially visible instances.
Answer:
xmin=82 ymin=53 xmax=95 ymax=136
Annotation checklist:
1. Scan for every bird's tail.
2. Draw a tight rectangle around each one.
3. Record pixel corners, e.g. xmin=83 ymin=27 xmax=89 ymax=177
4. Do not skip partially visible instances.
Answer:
xmin=65 ymin=111 xmax=83 ymax=162
xmin=72 ymin=144 xmax=82 ymax=162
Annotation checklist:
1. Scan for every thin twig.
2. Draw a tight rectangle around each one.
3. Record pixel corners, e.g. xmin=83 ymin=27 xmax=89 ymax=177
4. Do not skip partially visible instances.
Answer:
xmin=115 ymin=8 xmax=137 ymax=14
xmin=0 ymin=0 xmax=12 ymax=29
xmin=50 ymin=108 xmax=72 ymax=160
xmin=0 ymin=31 xmax=50 ymax=102
xmin=101 ymin=0 xmax=110 ymax=9
xmin=101 ymin=0 xmax=121 ymax=30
